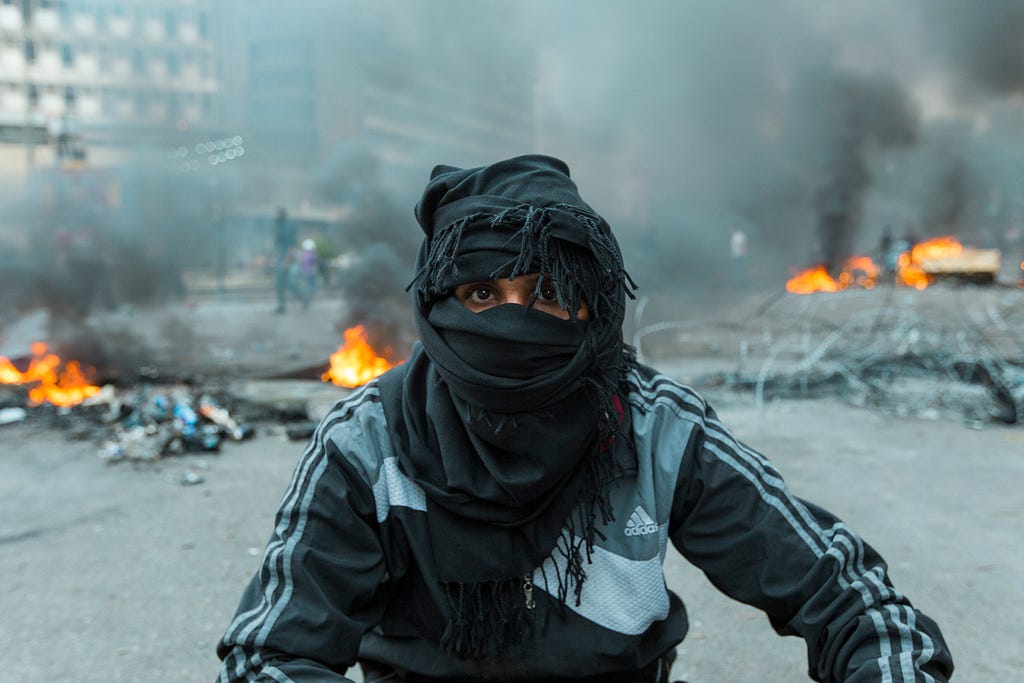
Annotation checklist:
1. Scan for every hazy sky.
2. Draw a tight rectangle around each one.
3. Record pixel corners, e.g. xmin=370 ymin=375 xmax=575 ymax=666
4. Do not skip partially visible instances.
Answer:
xmin=298 ymin=0 xmax=1024 ymax=278
xmin=5 ymin=0 xmax=1024 ymax=320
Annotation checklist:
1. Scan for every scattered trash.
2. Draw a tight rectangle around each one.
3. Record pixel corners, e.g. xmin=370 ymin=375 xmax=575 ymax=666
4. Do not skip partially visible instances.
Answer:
xmin=285 ymin=421 xmax=319 ymax=441
xmin=198 ymin=394 xmax=253 ymax=441
xmin=5 ymin=375 xmax=348 ymax=469
xmin=180 ymin=470 xmax=205 ymax=486
xmin=0 ymin=406 xmax=28 ymax=425
xmin=82 ymin=384 xmax=256 ymax=463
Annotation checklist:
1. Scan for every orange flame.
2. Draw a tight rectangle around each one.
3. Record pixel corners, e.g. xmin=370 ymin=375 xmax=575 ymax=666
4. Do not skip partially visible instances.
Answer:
xmin=0 ymin=342 xmax=102 ymax=407
xmin=786 ymin=255 xmax=880 ymax=294
xmin=786 ymin=265 xmax=839 ymax=293
xmin=321 ymin=325 xmax=400 ymax=388
xmin=836 ymin=255 xmax=878 ymax=290
xmin=897 ymin=235 xmax=963 ymax=289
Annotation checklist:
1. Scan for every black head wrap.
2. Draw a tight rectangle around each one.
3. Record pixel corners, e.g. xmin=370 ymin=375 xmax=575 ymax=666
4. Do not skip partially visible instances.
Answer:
xmin=378 ymin=154 xmax=636 ymax=660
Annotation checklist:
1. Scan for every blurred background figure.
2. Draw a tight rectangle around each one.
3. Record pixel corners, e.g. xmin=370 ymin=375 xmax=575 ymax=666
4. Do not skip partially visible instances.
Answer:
xmin=729 ymin=226 xmax=749 ymax=289
xmin=299 ymin=238 xmax=320 ymax=304
xmin=272 ymin=207 xmax=301 ymax=313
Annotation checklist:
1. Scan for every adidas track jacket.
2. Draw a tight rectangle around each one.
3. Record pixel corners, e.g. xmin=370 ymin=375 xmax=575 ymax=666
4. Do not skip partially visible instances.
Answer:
xmin=217 ymin=364 xmax=953 ymax=682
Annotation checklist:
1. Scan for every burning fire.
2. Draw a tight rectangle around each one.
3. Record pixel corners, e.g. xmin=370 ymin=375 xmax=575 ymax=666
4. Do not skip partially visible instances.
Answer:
xmin=897 ymin=235 xmax=963 ymax=289
xmin=0 ymin=342 xmax=102 ymax=407
xmin=787 ymin=236 xmax=969 ymax=294
xmin=321 ymin=325 xmax=400 ymax=388
xmin=837 ymin=256 xmax=878 ymax=289
xmin=786 ymin=265 xmax=839 ymax=294
xmin=786 ymin=255 xmax=878 ymax=294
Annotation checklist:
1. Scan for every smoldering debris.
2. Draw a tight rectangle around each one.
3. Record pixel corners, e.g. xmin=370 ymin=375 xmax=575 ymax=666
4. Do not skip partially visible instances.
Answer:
xmin=637 ymin=287 xmax=1024 ymax=426
xmin=45 ymin=385 xmax=254 ymax=463
xmin=0 ymin=377 xmax=349 ymax=473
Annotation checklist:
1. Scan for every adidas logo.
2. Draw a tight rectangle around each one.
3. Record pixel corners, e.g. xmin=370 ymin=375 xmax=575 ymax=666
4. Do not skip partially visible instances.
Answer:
xmin=624 ymin=505 xmax=659 ymax=536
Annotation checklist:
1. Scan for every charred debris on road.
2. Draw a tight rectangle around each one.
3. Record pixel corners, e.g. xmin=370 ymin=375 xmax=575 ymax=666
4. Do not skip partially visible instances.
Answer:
xmin=3 ymin=282 xmax=1023 ymax=478
xmin=0 ymin=319 xmax=396 ymax=472
xmin=635 ymin=283 xmax=1024 ymax=427
xmin=0 ymin=364 xmax=352 ymax=471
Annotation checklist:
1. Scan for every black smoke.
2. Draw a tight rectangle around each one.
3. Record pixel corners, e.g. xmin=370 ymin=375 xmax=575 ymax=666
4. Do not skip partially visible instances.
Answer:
xmin=312 ymin=139 xmax=421 ymax=356
xmin=804 ymin=72 xmax=918 ymax=270
xmin=923 ymin=0 xmax=1024 ymax=99
xmin=4 ymin=0 xmax=1024 ymax=346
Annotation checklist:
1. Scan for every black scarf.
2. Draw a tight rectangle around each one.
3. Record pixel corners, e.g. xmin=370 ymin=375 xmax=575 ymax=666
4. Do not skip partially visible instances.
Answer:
xmin=378 ymin=155 xmax=636 ymax=660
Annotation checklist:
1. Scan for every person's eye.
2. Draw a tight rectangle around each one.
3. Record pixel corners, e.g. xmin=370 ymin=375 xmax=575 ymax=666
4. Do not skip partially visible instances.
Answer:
xmin=537 ymin=281 xmax=558 ymax=302
xmin=468 ymin=286 xmax=494 ymax=303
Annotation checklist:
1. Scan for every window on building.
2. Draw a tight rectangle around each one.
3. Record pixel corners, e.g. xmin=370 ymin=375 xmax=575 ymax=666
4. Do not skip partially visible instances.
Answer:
xmin=61 ymin=43 xmax=73 ymax=67
xmin=27 ymin=84 xmax=38 ymax=107
xmin=65 ymin=86 xmax=75 ymax=108
xmin=165 ymin=10 xmax=176 ymax=37
xmin=24 ymin=40 xmax=35 ymax=62
xmin=102 ymin=93 xmax=119 ymax=116
xmin=197 ymin=12 xmax=208 ymax=39
xmin=132 ymin=49 xmax=144 ymax=74
xmin=167 ymin=52 xmax=179 ymax=76
xmin=105 ymin=5 xmax=124 ymax=31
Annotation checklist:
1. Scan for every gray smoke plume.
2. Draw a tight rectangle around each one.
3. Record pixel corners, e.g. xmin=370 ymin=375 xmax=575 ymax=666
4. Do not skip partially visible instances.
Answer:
xmin=312 ymin=140 xmax=421 ymax=355
xmin=804 ymin=71 xmax=918 ymax=270
xmin=4 ymin=0 xmax=1024 ymax=357
xmin=923 ymin=0 xmax=1024 ymax=99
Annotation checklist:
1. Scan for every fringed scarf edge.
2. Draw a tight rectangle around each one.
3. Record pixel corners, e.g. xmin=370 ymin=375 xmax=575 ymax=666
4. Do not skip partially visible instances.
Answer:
xmin=411 ymin=201 xmax=638 ymax=660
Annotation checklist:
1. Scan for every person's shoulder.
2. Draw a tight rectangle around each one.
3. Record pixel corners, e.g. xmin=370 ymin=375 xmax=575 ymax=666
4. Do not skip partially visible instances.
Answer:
xmin=622 ymin=362 xmax=709 ymax=424
xmin=315 ymin=380 xmax=393 ymax=479
xmin=319 ymin=379 xmax=385 ymax=426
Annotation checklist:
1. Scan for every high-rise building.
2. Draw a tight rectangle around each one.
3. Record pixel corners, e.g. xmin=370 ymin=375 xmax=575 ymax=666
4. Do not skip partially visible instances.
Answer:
xmin=214 ymin=1 xmax=537 ymax=209
xmin=0 ymin=0 xmax=218 ymax=178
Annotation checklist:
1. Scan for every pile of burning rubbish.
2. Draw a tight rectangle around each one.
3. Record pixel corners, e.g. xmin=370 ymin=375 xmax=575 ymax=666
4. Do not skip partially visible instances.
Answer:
xmin=0 ymin=343 xmax=254 ymax=462
xmin=685 ymin=235 xmax=1024 ymax=425
xmin=636 ymin=280 xmax=1024 ymax=426
xmin=0 ymin=325 xmax=401 ymax=464
xmin=785 ymin=235 xmax=1014 ymax=293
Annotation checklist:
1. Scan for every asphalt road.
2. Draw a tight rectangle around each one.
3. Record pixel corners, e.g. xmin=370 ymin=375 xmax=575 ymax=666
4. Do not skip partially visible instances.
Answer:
xmin=2 ymin=390 xmax=1020 ymax=682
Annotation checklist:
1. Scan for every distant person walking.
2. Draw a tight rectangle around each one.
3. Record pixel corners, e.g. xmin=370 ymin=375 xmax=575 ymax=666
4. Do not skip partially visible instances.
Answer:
xmin=730 ymin=226 xmax=749 ymax=289
xmin=299 ymin=239 xmax=320 ymax=305
xmin=273 ymin=208 xmax=305 ymax=313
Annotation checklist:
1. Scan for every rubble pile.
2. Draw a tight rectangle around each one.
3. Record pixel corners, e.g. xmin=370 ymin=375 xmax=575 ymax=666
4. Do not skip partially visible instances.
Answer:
xmin=91 ymin=386 xmax=256 ymax=462
xmin=0 ymin=377 xmax=348 ymax=464
xmin=640 ymin=288 xmax=1024 ymax=426
xmin=0 ymin=383 xmax=254 ymax=462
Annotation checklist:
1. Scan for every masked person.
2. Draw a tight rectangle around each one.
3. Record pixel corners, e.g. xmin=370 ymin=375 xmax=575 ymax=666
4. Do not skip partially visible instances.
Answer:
xmin=217 ymin=156 xmax=953 ymax=683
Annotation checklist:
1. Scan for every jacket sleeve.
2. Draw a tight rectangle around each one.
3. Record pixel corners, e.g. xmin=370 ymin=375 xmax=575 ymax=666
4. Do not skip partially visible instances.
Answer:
xmin=668 ymin=406 xmax=954 ymax=682
xmin=216 ymin=419 xmax=388 ymax=682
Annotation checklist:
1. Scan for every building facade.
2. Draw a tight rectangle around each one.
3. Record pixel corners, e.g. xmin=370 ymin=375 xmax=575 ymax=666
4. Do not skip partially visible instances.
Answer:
xmin=0 ymin=0 xmax=218 ymax=177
